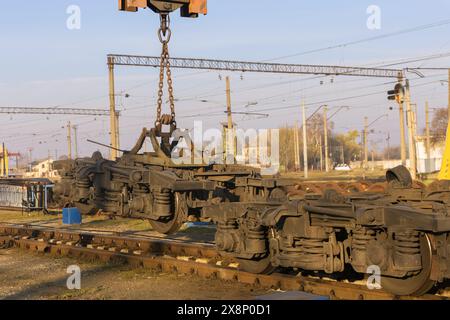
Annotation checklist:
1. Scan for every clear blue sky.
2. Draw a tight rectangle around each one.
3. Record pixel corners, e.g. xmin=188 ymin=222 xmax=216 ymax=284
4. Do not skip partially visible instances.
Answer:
xmin=1 ymin=0 xmax=450 ymax=159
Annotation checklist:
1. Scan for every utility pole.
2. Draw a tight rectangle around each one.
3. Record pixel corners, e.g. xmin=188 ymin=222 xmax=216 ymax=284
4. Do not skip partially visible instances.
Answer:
xmin=323 ymin=106 xmax=329 ymax=172
xmin=364 ymin=117 xmax=368 ymax=169
xmin=225 ymin=76 xmax=235 ymax=163
xmin=302 ymin=101 xmax=308 ymax=178
xmin=108 ymin=57 xmax=118 ymax=160
xmin=340 ymin=145 xmax=344 ymax=163
xmin=319 ymin=136 xmax=323 ymax=171
xmin=73 ymin=125 xmax=79 ymax=159
xmin=391 ymin=74 xmax=407 ymax=166
xmin=67 ymin=121 xmax=72 ymax=160
xmin=294 ymin=122 xmax=300 ymax=171
xmin=47 ymin=150 xmax=51 ymax=177
xmin=386 ymin=132 xmax=391 ymax=162
xmin=399 ymin=102 xmax=407 ymax=166
xmin=115 ymin=112 xmax=121 ymax=154
xmin=411 ymin=103 xmax=418 ymax=141
xmin=425 ymin=102 xmax=431 ymax=160
xmin=371 ymin=149 xmax=375 ymax=171
xmin=28 ymin=148 xmax=33 ymax=172
xmin=226 ymin=76 xmax=233 ymax=132
xmin=404 ymin=79 xmax=417 ymax=180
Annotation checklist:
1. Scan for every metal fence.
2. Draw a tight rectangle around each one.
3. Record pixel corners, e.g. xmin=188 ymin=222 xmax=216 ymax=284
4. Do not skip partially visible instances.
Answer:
xmin=0 ymin=184 xmax=26 ymax=208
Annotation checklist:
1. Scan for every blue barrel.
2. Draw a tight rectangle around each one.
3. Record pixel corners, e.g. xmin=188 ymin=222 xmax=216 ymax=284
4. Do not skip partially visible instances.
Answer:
xmin=62 ymin=207 xmax=82 ymax=225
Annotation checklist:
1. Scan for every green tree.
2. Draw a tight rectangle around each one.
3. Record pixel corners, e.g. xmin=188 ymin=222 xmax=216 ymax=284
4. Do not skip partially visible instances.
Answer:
xmin=429 ymin=108 xmax=448 ymax=145
xmin=331 ymin=130 xmax=361 ymax=164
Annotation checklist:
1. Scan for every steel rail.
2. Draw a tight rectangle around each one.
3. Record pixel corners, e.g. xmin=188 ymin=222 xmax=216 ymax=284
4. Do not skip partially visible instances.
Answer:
xmin=0 ymin=224 xmax=446 ymax=300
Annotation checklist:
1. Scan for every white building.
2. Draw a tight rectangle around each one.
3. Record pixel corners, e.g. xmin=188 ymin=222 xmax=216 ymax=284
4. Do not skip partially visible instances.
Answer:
xmin=25 ymin=159 xmax=59 ymax=179
xmin=415 ymin=137 xmax=444 ymax=173
xmin=349 ymin=138 xmax=444 ymax=174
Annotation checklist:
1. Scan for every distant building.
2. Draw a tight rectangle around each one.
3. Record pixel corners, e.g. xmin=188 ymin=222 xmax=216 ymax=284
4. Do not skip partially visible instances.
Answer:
xmin=415 ymin=136 xmax=444 ymax=173
xmin=350 ymin=138 xmax=444 ymax=174
xmin=24 ymin=159 xmax=59 ymax=179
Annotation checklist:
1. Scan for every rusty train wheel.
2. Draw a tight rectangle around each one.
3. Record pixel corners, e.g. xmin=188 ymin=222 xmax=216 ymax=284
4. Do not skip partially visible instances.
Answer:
xmin=149 ymin=193 xmax=188 ymax=235
xmin=237 ymin=255 xmax=276 ymax=274
xmin=269 ymin=187 xmax=288 ymax=202
xmin=380 ymin=234 xmax=436 ymax=296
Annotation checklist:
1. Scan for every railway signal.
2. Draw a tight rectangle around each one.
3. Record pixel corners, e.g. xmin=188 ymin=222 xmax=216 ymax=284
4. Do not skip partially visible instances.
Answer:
xmin=387 ymin=83 xmax=405 ymax=104
xmin=388 ymin=81 xmax=407 ymax=166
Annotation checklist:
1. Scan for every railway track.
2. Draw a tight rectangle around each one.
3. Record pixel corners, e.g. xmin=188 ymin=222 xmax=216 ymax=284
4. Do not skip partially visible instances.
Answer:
xmin=0 ymin=223 xmax=447 ymax=300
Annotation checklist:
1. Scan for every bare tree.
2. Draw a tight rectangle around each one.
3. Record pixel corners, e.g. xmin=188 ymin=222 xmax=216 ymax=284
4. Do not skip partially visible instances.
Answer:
xmin=429 ymin=108 xmax=448 ymax=145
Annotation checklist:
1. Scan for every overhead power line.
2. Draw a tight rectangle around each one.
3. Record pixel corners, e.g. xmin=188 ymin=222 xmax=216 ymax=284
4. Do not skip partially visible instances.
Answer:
xmin=265 ymin=18 xmax=450 ymax=61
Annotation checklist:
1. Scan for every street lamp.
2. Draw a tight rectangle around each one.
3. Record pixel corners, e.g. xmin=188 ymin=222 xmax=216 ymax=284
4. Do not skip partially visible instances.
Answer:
xmin=328 ymin=106 xmax=350 ymax=121
xmin=363 ymin=114 xmax=388 ymax=168
xmin=368 ymin=114 xmax=388 ymax=128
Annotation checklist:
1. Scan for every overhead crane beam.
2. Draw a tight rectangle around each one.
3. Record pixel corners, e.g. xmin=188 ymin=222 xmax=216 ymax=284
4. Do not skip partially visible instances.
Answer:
xmin=107 ymin=54 xmax=402 ymax=78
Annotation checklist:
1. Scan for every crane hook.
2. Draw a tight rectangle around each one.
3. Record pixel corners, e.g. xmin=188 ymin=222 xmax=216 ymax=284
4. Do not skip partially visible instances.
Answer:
xmin=158 ymin=13 xmax=172 ymax=44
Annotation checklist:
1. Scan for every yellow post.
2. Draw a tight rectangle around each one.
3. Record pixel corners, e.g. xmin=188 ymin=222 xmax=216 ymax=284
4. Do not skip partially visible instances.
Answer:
xmin=438 ymin=121 xmax=450 ymax=180
xmin=448 ymin=69 xmax=450 ymax=121
xmin=4 ymin=148 xmax=8 ymax=177
xmin=442 ymin=70 xmax=450 ymax=179
xmin=439 ymin=70 xmax=450 ymax=180
xmin=1 ymin=143 xmax=8 ymax=177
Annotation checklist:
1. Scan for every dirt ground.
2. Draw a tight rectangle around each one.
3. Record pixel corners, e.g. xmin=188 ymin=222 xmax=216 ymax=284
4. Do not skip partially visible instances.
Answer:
xmin=0 ymin=248 xmax=271 ymax=300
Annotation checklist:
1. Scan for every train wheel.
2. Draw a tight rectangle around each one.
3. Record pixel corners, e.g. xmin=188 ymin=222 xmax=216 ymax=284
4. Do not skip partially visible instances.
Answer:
xmin=149 ymin=193 xmax=188 ymax=235
xmin=269 ymin=187 xmax=288 ymax=202
xmin=381 ymin=234 xmax=436 ymax=296
xmin=237 ymin=255 xmax=276 ymax=274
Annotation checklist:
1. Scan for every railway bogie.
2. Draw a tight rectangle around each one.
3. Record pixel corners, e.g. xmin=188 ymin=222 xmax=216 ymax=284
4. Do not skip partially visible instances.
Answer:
xmin=52 ymin=127 xmax=285 ymax=234
xmin=52 ymin=131 xmax=450 ymax=297
xmin=203 ymin=166 xmax=450 ymax=296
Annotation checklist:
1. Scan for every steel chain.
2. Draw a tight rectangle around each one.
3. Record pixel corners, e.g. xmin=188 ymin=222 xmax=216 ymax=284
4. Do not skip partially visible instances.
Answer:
xmin=155 ymin=14 xmax=176 ymax=129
